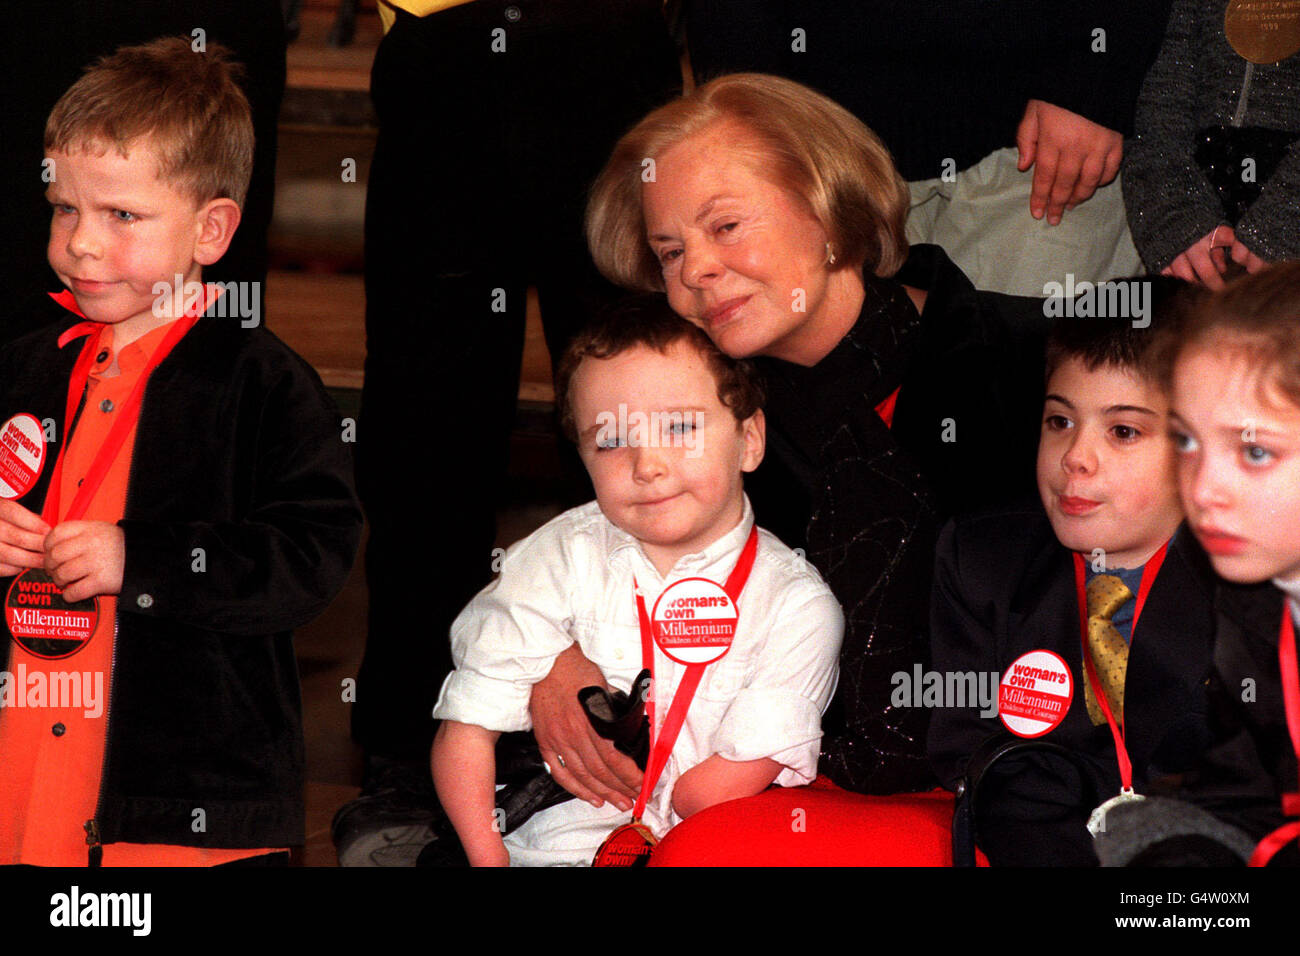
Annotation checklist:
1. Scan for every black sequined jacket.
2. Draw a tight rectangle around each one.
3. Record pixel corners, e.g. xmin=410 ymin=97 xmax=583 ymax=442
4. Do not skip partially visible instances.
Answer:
xmin=749 ymin=244 xmax=1048 ymax=794
xmin=1123 ymin=0 xmax=1300 ymax=271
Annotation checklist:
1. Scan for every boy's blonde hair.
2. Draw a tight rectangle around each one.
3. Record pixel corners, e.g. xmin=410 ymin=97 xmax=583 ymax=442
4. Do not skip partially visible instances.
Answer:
xmin=585 ymin=72 xmax=910 ymax=291
xmin=45 ymin=36 xmax=254 ymax=207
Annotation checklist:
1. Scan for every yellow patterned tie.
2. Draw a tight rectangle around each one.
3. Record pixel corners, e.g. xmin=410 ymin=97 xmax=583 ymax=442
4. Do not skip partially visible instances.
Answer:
xmin=1084 ymin=574 xmax=1134 ymax=726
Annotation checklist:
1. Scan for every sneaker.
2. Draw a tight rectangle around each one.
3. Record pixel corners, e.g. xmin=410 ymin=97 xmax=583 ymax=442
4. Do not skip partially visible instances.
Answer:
xmin=331 ymin=756 xmax=442 ymax=866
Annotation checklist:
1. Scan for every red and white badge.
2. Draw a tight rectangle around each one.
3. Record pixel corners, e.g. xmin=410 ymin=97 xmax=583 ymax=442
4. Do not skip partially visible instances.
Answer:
xmin=5 ymin=568 xmax=99 ymax=660
xmin=650 ymin=577 xmax=737 ymax=665
xmin=0 ymin=414 xmax=46 ymax=500
xmin=999 ymin=649 xmax=1074 ymax=738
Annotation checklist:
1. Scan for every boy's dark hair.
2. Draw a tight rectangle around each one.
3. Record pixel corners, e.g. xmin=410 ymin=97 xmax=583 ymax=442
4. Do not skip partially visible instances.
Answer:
xmin=45 ymin=36 xmax=254 ymax=207
xmin=1152 ymin=261 xmax=1300 ymax=408
xmin=555 ymin=294 xmax=765 ymax=442
xmin=1043 ymin=277 xmax=1189 ymax=384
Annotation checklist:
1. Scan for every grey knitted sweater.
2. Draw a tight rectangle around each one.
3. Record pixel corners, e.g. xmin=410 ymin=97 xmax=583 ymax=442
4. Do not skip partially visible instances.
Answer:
xmin=1123 ymin=0 xmax=1300 ymax=271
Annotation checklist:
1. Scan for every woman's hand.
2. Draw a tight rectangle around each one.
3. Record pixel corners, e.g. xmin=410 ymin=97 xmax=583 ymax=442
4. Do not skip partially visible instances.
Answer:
xmin=529 ymin=644 xmax=642 ymax=810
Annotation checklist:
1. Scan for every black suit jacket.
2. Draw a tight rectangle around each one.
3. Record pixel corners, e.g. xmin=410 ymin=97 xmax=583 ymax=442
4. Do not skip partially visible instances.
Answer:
xmin=1164 ymin=581 xmax=1298 ymax=850
xmin=928 ymin=503 xmax=1218 ymax=865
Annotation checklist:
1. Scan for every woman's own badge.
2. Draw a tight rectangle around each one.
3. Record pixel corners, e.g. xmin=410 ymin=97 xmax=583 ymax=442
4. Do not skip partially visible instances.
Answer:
xmin=998 ymin=649 xmax=1074 ymax=738
xmin=650 ymin=577 xmax=737 ymax=665
xmin=0 ymin=414 xmax=46 ymax=500
xmin=5 ymin=568 xmax=100 ymax=659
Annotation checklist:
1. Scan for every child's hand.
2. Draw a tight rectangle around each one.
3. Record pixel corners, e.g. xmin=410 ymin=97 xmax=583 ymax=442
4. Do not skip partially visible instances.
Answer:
xmin=44 ymin=520 xmax=125 ymax=602
xmin=0 ymin=499 xmax=51 ymax=577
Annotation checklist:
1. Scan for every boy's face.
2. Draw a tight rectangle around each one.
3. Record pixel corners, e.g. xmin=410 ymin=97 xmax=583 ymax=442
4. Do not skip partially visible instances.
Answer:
xmin=1037 ymin=357 xmax=1183 ymax=569
xmin=1170 ymin=344 xmax=1300 ymax=585
xmin=46 ymin=139 xmax=214 ymax=340
xmin=570 ymin=340 xmax=764 ymax=575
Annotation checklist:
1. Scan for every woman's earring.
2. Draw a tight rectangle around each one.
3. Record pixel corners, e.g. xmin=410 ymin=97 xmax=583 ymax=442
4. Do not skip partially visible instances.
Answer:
xmin=825 ymin=242 xmax=836 ymax=266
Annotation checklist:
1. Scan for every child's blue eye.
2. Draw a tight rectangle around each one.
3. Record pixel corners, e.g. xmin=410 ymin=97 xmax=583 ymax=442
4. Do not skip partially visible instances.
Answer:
xmin=667 ymin=420 xmax=695 ymax=435
xmin=1241 ymin=444 xmax=1274 ymax=466
xmin=595 ymin=437 xmax=625 ymax=452
xmin=1170 ymin=430 xmax=1198 ymax=454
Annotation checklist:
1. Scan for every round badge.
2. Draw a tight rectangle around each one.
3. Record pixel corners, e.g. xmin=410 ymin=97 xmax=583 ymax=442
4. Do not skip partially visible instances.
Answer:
xmin=1225 ymin=0 xmax=1300 ymax=65
xmin=591 ymin=821 xmax=657 ymax=867
xmin=5 ymin=568 xmax=99 ymax=660
xmin=650 ymin=578 xmax=737 ymax=665
xmin=998 ymin=649 xmax=1074 ymax=738
xmin=0 ymin=414 xmax=46 ymax=500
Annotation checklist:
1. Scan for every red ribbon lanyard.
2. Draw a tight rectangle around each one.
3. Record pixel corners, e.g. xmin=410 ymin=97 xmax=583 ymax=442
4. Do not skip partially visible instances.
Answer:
xmin=1071 ymin=541 xmax=1169 ymax=793
xmin=43 ymin=311 xmax=200 ymax=525
xmin=631 ymin=525 xmax=759 ymax=821
xmin=1248 ymin=605 xmax=1300 ymax=866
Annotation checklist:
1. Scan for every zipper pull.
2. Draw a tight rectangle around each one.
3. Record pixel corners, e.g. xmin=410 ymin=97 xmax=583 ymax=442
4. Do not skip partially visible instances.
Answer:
xmin=84 ymin=819 xmax=103 ymax=867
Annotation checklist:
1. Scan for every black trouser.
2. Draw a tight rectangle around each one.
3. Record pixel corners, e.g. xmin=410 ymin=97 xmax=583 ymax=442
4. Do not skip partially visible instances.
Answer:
xmin=353 ymin=0 xmax=680 ymax=761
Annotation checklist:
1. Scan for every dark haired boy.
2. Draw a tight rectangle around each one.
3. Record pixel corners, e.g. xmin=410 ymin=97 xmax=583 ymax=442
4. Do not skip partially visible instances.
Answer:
xmin=927 ymin=314 xmax=1218 ymax=865
xmin=430 ymin=298 xmax=843 ymax=865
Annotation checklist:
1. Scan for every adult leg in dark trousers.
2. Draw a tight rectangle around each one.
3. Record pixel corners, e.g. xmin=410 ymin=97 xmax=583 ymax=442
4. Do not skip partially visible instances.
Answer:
xmin=336 ymin=0 xmax=679 ymax=865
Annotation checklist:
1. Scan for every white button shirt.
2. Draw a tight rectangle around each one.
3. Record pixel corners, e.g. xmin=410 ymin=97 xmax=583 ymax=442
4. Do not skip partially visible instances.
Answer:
xmin=433 ymin=496 xmax=844 ymax=866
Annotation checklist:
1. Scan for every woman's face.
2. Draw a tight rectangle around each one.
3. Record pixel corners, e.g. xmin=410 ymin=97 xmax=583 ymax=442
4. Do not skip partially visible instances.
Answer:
xmin=641 ymin=123 xmax=849 ymax=364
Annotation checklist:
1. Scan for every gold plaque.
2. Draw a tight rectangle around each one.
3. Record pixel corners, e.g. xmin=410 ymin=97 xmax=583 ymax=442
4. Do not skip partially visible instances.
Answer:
xmin=1225 ymin=0 xmax=1300 ymax=64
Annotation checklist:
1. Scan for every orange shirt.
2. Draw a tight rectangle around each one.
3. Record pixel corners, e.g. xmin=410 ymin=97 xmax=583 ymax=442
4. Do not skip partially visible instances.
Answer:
xmin=0 ymin=316 xmax=279 ymax=865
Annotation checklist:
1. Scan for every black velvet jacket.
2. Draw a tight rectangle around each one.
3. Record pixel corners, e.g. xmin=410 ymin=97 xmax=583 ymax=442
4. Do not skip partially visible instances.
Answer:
xmin=749 ymin=244 xmax=1048 ymax=794
xmin=0 ymin=304 xmax=362 ymax=855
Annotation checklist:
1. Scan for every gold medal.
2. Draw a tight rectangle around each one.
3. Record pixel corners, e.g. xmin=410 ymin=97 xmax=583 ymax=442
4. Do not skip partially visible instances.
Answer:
xmin=1225 ymin=0 xmax=1300 ymax=64
xmin=591 ymin=819 xmax=657 ymax=867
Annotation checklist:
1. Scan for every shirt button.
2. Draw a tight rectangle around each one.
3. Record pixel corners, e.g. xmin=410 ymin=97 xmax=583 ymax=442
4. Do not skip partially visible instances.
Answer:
xmin=99 ymin=399 xmax=114 ymax=413
xmin=505 ymin=4 xmax=521 ymax=21
xmin=96 ymin=350 xmax=109 ymax=363
xmin=52 ymin=722 xmax=66 ymax=737
xmin=137 ymin=593 xmax=154 ymax=609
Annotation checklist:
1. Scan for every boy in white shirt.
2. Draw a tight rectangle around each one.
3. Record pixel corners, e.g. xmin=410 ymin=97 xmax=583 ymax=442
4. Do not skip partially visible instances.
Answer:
xmin=431 ymin=297 xmax=844 ymax=866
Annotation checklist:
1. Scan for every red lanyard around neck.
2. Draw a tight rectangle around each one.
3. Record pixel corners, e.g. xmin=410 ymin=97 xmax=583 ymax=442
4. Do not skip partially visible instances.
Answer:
xmin=631 ymin=525 xmax=759 ymax=821
xmin=1249 ymin=605 xmax=1300 ymax=866
xmin=43 ymin=312 xmax=199 ymax=524
xmin=1071 ymin=541 xmax=1169 ymax=793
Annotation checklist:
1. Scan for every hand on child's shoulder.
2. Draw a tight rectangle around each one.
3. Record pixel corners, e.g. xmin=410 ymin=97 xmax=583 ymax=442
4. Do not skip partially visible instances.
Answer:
xmin=44 ymin=520 xmax=125 ymax=603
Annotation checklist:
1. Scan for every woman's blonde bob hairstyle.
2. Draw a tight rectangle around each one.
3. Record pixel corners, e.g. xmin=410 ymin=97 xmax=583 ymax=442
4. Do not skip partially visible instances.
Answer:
xmin=586 ymin=72 xmax=911 ymax=292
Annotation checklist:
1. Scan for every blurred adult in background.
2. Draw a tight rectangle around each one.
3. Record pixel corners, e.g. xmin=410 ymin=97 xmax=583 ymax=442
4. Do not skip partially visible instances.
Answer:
xmin=681 ymin=0 xmax=1173 ymax=296
xmin=335 ymin=0 xmax=680 ymax=865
